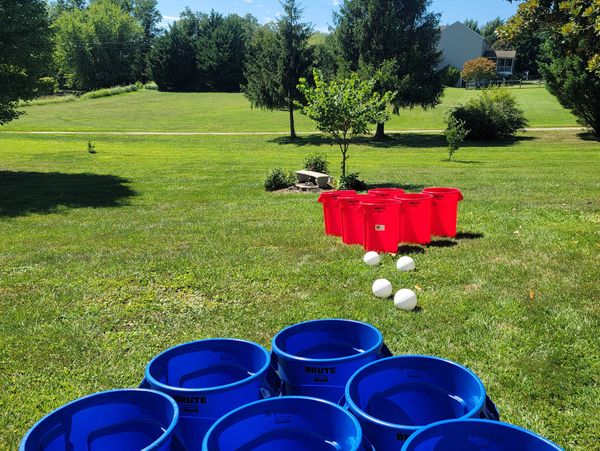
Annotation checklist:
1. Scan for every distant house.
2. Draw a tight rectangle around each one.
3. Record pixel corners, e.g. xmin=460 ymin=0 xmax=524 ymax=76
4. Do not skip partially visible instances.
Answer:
xmin=437 ymin=21 xmax=516 ymax=85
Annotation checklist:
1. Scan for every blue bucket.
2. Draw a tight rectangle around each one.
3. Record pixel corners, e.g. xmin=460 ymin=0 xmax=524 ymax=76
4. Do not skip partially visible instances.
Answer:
xmin=20 ymin=389 xmax=178 ymax=451
xmin=343 ymin=355 xmax=499 ymax=450
xmin=272 ymin=319 xmax=391 ymax=402
xmin=202 ymin=396 xmax=370 ymax=451
xmin=401 ymin=419 xmax=563 ymax=450
xmin=142 ymin=338 xmax=281 ymax=450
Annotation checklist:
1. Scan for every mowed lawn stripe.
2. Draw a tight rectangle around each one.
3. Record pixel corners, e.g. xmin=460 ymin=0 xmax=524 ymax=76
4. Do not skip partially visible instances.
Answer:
xmin=0 ymin=87 xmax=579 ymax=133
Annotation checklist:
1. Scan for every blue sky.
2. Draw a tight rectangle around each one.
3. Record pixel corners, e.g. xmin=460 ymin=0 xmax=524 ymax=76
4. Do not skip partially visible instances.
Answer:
xmin=158 ymin=0 xmax=519 ymax=32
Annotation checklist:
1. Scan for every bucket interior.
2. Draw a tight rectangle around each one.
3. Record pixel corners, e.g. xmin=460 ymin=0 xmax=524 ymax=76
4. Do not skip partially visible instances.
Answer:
xmin=148 ymin=339 xmax=268 ymax=389
xmin=273 ymin=320 xmax=382 ymax=360
xmin=204 ymin=398 xmax=361 ymax=451
xmin=403 ymin=419 xmax=562 ymax=451
xmin=21 ymin=390 xmax=176 ymax=451
xmin=348 ymin=357 xmax=485 ymax=427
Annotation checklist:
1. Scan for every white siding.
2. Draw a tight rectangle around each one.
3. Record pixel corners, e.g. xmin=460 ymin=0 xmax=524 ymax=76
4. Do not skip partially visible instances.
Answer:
xmin=437 ymin=22 xmax=487 ymax=73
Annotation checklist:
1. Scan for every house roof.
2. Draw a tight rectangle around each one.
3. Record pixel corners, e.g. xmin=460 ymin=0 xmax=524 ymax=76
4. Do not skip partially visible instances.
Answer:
xmin=484 ymin=50 xmax=517 ymax=59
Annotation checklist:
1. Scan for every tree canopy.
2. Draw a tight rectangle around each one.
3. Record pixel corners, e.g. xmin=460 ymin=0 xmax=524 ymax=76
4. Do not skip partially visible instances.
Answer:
xmin=0 ymin=0 xmax=52 ymax=124
xmin=501 ymin=0 xmax=600 ymax=134
xmin=298 ymin=70 xmax=395 ymax=177
xmin=53 ymin=0 xmax=144 ymax=90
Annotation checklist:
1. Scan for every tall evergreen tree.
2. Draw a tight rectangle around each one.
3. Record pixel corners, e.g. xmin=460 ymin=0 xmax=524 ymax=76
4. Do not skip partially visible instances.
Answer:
xmin=133 ymin=0 xmax=161 ymax=79
xmin=463 ymin=18 xmax=479 ymax=34
xmin=0 ymin=0 xmax=52 ymax=124
xmin=335 ymin=0 xmax=444 ymax=138
xmin=480 ymin=17 xmax=503 ymax=47
xmin=243 ymin=0 xmax=312 ymax=139
xmin=148 ymin=11 xmax=201 ymax=91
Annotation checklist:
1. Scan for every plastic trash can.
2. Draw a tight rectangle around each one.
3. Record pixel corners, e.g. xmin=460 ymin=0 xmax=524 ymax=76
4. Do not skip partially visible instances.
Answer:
xmin=20 ymin=389 xmax=179 ymax=451
xmin=318 ymin=190 xmax=357 ymax=236
xmin=423 ymin=187 xmax=463 ymax=237
xmin=395 ymin=193 xmax=433 ymax=244
xmin=361 ymin=198 xmax=402 ymax=253
xmin=343 ymin=355 xmax=499 ymax=450
xmin=368 ymin=188 xmax=406 ymax=199
xmin=142 ymin=338 xmax=281 ymax=450
xmin=202 ymin=396 xmax=369 ymax=451
xmin=272 ymin=319 xmax=391 ymax=403
xmin=401 ymin=418 xmax=563 ymax=451
xmin=339 ymin=194 xmax=376 ymax=245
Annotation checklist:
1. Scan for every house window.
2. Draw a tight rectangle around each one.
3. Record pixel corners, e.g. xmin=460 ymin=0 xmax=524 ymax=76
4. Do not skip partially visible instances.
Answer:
xmin=497 ymin=58 xmax=513 ymax=73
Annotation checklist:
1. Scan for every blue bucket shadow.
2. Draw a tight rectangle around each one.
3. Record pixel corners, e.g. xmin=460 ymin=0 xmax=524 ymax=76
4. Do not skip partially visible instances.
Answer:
xmin=343 ymin=355 xmax=499 ymax=450
xmin=401 ymin=418 xmax=563 ymax=451
xmin=20 ymin=389 xmax=178 ymax=451
xmin=141 ymin=338 xmax=281 ymax=451
xmin=272 ymin=319 xmax=391 ymax=403
xmin=202 ymin=396 xmax=373 ymax=451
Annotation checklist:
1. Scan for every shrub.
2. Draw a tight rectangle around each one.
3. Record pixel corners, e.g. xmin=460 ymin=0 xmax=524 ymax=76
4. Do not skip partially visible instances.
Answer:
xmin=303 ymin=153 xmax=329 ymax=174
xmin=462 ymin=57 xmax=497 ymax=84
xmin=264 ymin=168 xmax=295 ymax=191
xmin=445 ymin=116 xmax=469 ymax=160
xmin=80 ymin=84 xmax=138 ymax=100
xmin=442 ymin=65 xmax=461 ymax=87
xmin=143 ymin=81 xmax=159 ymax=90
xmin=37 ymin=77 xmax=59 ymax=96
xmin=337 ymin=172 xmax=367 ymax=191
xmin=448 ymin=88 xmax=528 ymax=140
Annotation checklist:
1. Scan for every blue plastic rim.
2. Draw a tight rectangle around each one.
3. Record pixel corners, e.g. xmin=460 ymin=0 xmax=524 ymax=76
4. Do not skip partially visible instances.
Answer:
xmin=202 ymin=396 xmax=365 ymax=451
xmin=144 ymin=338 xmax=277 ymax=451
xmin=272 ymin=319 xmax=386 ymax=402
xmin=145 ymin=338 xmax=271 ymax=394
xmin=401 ymin=419 xmax=564 ymax=451
xmin=20 ymin=389 xmax=179 ymax=451
xmin=272 ymin=319 xmax=383 ymax=363
xmin=344 ymin=355 xmax=489 ymax=450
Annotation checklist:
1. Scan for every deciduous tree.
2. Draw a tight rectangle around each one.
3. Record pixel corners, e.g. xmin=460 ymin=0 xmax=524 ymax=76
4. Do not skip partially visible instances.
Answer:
xmin=0 ymin=0 xmax=52 ymax=124
xmin=501 ymin=0 xmax=600 ymax=134
xmin=297 ymin=70 xmax=395 ymax=177
xmin=461 ymin=57 xmax=496 ymax=84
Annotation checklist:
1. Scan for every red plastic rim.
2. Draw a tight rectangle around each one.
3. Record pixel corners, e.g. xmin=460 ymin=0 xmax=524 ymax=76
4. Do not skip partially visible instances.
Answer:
xmin=394 ymin=193 xmax=433 ymax=201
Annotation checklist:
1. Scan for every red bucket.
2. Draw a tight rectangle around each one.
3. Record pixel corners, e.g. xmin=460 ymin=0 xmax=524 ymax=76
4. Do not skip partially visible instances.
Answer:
xmin=395 ymin=193 xmax=433 ymax=244
xmin=317 ymin=190 xmax=357 ymax=236
xmin=361 ymin=199 xmax=402 ymax=253
xmin=368 ymin=188 xmax=406 ymax=199
xmin=423 ymin=187 xmax=464 ymax=237
xmin=339 ymin=194 xmax=376 ymax=245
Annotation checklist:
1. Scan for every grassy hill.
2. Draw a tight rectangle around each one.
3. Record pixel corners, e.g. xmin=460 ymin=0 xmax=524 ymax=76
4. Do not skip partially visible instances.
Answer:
xmin=0 ymin=87 xmax=578 ymax=133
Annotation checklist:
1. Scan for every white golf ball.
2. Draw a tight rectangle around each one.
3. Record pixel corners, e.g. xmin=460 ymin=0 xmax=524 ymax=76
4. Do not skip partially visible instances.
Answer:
xmin=394 ymin=289 xmax=418 ymax=311
xmin=396 ymin=256 xmax=416 ymax=272
xmin=372 ymin=279 xmax=393 ymax=298
xmin=363 ymin=251 xmax=382 ymax=266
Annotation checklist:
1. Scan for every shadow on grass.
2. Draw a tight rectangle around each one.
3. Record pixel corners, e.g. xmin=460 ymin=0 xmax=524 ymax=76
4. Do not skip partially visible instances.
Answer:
xmin=397 ymin=244 xmax=426 ymax=254
xmin=456 ymin=231 xmax=484 ymax=240
xmin=270 ymin=133 xmax=535 ymax=149
xmin=576 ymin=131 xmax=599 ymax=141
xmin=0 ymin=171 xmax=136 ymax=217
xmin=427 ymin=239 xmax=458 ymax=248
xmin=447 ymin=159 xmax=484 ymax=164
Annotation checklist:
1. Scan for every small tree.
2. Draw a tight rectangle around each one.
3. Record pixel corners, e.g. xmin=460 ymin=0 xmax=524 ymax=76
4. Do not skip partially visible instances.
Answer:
xmin=462 ymin=57 xmax=496 ymax=85
xmin=445 ymin=116 xmax=469 ymax=160
xmin=297 ymin=70 xmax=395 ymax=177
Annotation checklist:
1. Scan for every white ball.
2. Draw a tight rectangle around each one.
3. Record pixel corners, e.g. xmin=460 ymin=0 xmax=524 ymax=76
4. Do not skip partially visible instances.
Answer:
xmin=394 ymin=289 xmax=418 ymax=311
xmin=396 ymin=256 xmax=416 ymax=272
xmin=363 ymin=251 xmax=382 ymax=266
xmin=372 ymin=279 xmax=393 ymax=298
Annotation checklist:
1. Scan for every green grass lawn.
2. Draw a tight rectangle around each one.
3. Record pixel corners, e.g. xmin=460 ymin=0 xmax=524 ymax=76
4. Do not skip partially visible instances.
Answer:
xmin=0 ymin=127 xmax=598 ymax=448
xmin=0 ymin=86 xmax=578 ymax=132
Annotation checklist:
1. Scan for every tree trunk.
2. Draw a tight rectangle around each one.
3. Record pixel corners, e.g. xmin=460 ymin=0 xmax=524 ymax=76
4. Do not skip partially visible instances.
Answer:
xmin=374 ymin=122 xmax=386 ymax=140
xmin=289 ymin=103 xmax=296 ymax=140
xmin=341 ymin=151 xmax=347 ymax=178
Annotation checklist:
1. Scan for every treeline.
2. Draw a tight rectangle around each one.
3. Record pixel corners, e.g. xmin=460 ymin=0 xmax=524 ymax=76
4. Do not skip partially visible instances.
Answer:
xmin=148 ymin=10 xmax=258 ymax=92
